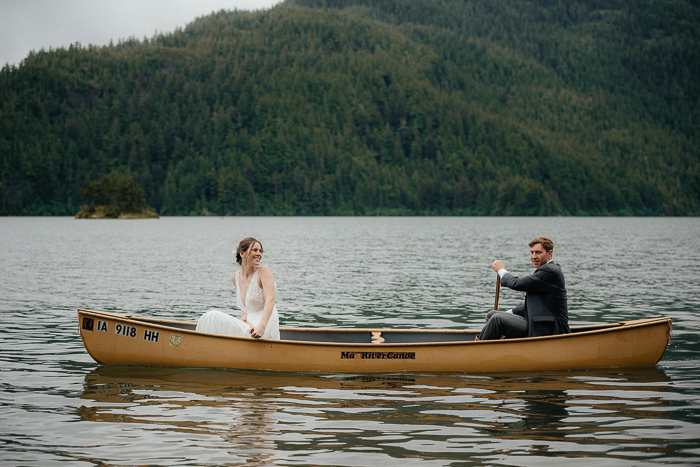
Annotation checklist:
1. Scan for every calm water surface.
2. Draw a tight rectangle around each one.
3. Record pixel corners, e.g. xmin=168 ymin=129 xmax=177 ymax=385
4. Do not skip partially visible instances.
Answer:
xmin=1 ymin=216 xmax=699 ymax=466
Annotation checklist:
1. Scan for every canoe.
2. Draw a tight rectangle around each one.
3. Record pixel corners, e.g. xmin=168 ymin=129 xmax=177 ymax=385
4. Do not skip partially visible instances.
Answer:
xmin=77 ymin=308 xmax=672 ymax=373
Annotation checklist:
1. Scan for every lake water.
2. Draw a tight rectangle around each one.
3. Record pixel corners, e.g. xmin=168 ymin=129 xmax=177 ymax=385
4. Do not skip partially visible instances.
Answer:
xmin=1 ymin=216 xmax=699 ymax=466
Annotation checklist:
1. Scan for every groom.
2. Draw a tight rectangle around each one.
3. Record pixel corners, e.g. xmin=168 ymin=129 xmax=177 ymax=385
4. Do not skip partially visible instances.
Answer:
xmin=477 ymin=237 xmax=570 ymax=340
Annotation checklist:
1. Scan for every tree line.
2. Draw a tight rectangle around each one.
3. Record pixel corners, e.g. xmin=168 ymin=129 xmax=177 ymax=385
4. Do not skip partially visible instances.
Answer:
xmin=0 ymin=0 xmax=698 ymax=216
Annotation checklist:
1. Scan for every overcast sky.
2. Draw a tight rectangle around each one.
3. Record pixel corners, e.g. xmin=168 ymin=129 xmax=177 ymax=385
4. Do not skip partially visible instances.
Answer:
xmin=0 ymin=0 xmax=284 ymax=68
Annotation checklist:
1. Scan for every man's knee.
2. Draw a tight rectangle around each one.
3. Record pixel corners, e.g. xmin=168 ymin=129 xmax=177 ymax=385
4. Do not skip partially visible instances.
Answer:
xmin=485 ymin=309 xmax=500 ymax=322
xmin=479 ymin=313 xmax=506 ymax=341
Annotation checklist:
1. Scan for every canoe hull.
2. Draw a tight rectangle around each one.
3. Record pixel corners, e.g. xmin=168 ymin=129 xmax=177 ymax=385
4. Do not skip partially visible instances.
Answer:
xmin=78 ymin=309 xmax=671 ymax=373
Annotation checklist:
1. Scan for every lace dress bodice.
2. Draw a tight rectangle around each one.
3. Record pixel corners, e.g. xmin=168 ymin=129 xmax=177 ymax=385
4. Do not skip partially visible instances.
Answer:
xmin=234 ymin=269 xmax=268 ymax=314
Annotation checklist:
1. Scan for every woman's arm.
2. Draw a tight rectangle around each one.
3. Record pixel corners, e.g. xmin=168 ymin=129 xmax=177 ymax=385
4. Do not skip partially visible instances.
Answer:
xmin=251 ymin=265 xmax=275 ymax=338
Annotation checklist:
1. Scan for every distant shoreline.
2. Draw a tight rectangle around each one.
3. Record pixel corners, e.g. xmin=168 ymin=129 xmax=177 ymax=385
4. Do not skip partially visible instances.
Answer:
xmin=75 ymin=207 xmax=159 ymax=219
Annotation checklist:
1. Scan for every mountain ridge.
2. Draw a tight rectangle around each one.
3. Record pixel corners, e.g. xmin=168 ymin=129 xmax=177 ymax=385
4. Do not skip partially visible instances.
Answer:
xmin=1 ymin=0 xmax=697 ymax=216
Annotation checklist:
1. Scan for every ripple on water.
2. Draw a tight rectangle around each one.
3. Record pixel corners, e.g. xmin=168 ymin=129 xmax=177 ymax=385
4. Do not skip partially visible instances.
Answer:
xmin=1 ymin=216 xmax=699 ymax=465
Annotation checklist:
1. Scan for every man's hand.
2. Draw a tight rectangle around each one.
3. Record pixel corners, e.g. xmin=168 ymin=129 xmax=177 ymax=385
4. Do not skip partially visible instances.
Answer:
xmin=491 ymin=260 xmax=505 ymax=272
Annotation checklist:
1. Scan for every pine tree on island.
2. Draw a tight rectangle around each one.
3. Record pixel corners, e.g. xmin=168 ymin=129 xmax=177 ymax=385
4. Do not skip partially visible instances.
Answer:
xmin=75 ymin=172 xmax=158 ymax=219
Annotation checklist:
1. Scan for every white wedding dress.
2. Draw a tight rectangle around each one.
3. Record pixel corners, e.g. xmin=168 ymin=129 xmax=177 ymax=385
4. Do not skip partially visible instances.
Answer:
xmin=196 ymin=269 xmax=280 ymax=340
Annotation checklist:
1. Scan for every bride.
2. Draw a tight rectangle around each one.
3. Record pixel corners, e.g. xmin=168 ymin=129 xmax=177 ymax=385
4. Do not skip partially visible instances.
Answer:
xmin=196 ymin=237 xmax=280 ymax=340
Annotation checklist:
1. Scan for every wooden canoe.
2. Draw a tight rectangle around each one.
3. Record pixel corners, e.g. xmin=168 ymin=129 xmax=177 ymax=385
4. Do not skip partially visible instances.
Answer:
xmin=77 ymin=308 xmax=672 ymax=373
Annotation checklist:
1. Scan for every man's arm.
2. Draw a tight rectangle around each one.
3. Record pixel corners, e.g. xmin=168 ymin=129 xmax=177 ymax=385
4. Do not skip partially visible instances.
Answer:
xmin=500 ymin=266 xmax=553 ymax=293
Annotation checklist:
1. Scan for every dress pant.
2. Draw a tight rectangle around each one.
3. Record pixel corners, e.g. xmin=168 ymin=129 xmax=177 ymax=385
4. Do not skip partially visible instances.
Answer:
xmin=478 ymin=310 xmax=528 ymax=340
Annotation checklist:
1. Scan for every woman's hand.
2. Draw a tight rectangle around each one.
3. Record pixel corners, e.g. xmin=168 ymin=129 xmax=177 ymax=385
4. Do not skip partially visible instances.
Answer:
xmin=250 ymin=323 xmax=266 ymax=339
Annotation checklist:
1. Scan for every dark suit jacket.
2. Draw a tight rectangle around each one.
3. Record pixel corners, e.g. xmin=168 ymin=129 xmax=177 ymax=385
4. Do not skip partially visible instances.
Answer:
xmin=501 ymin=262 xmax=570 ymax=338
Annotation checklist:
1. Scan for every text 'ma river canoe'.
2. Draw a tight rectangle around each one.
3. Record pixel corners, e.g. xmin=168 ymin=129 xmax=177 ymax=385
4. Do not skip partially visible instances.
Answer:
xmin=77 ymin=309 xmax=672 ymax=373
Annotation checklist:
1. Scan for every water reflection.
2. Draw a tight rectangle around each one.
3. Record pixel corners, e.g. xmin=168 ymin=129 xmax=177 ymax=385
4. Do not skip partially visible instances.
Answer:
xmin=79 ymin=367 xmax=280 ymax=464
xmin=79 ymin=366 xmax=673 ymax=464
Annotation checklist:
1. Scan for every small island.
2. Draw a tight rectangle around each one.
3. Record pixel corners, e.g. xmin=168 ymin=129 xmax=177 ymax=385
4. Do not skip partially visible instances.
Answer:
xmin=75 ymin=172 xmax=159 ymax=219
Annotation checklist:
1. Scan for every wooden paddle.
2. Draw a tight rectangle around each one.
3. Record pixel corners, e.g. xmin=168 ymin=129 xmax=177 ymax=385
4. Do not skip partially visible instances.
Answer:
xmin=494 ymin=275 xmax=501 ymax=311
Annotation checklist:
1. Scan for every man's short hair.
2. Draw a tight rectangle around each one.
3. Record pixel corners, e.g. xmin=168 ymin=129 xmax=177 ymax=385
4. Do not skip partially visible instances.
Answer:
xmin=529 ymin=237 xmax=554 ymax=252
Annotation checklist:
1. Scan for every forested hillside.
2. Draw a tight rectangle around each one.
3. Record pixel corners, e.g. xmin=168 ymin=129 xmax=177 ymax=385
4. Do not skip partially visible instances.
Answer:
xmin=1 ymin=0 xmax=698 ymax=216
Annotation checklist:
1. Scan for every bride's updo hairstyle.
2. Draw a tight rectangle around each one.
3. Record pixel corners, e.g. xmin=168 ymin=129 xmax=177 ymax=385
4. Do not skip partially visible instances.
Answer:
xmin=235 ymin=237 xmax=263 ymax=265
